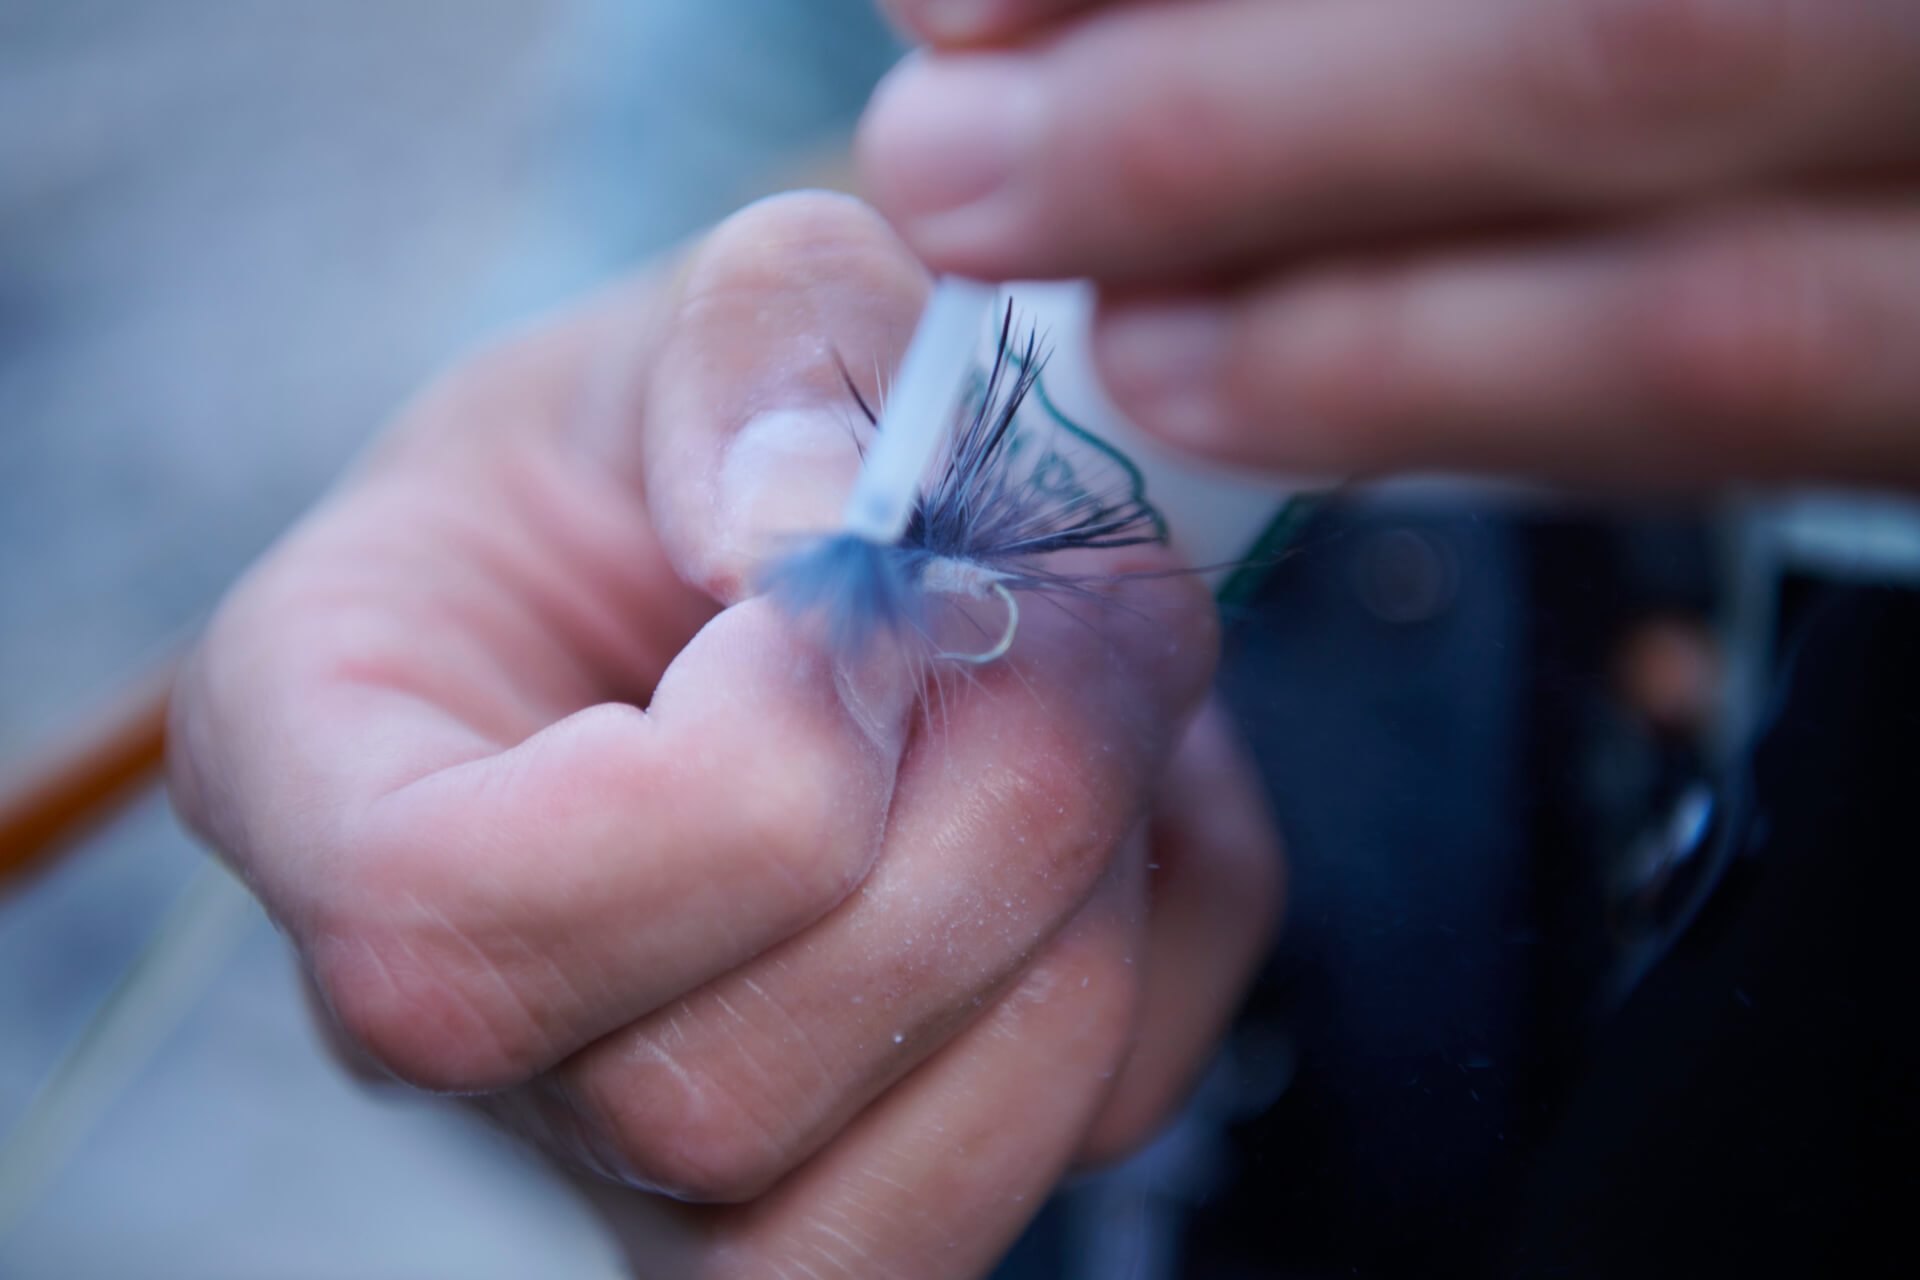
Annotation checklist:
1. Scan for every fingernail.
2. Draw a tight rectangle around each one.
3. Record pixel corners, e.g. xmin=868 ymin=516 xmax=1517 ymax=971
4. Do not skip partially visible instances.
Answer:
xmin=720 ymin=407 xmax=860 ymax=543
xmin=862 ymin=54 xmax=1041 ymax=227
xmin=1095 ymin=303 xmax=1233 ymax=447
xmin=712 ymin=408 xmax=863 ymax=598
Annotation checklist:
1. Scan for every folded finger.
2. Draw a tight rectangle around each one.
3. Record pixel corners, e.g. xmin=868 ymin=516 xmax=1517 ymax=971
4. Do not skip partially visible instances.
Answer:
xmin=585 ymin=858 xmax=1152 ymax=1280
xmin=554 ymin=566 xmax=1216 ymax=1201
xmin=303 ymin=598 xmax=918 ymax=1092
xmin=861 ymin=0 xmax=1920 ymax=281
xmin=1097 ymin=199 xmax=1920 ymax=488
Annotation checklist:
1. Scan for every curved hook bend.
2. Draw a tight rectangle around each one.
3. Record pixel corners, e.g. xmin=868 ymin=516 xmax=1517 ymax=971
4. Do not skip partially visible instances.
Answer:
xmin=934 ymin=582 xmax=1020 ymax=665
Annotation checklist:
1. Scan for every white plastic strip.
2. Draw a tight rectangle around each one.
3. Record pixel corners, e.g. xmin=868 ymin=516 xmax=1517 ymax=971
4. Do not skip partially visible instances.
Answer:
xmin=840 ymin=276 xmax=997 ymax=543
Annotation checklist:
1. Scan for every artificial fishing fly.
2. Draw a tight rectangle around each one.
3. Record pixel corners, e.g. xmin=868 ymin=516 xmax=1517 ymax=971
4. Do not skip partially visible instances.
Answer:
xmin=763 ymin=282 xmax=1169 ymax=664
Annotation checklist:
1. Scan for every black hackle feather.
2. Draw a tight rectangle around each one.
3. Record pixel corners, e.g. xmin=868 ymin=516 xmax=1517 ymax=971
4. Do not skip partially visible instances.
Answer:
xmin=764 ymin=303 xmax=1166 ymax=658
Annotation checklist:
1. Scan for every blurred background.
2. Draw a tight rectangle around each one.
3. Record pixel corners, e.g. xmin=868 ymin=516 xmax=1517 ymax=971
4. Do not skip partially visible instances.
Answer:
xmin=3 ymin=2 xmax=1913 ymax=1277
xmin=1 ymin=3 xmax=897 ymax=1275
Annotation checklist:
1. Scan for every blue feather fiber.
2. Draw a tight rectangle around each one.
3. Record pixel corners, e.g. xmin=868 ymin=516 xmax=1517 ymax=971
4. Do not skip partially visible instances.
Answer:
xmin=762 ymin=304 xmax=1165 ymax=661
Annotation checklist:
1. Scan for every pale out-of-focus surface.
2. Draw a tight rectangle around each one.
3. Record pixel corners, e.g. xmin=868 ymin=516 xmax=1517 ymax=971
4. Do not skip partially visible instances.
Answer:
xmin=0 ymin=1 xmax=896 ymax=1273
xmin=0 ymin=1 xmax=555 ymax=762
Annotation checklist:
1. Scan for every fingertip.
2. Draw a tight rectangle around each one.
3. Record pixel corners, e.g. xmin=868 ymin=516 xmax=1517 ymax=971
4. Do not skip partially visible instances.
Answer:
xmin=651 ymin=597 xmax=920 ymax=762
xmin=857 ymin=51 xmax=1046 ymax=275
xmin=642 ymin=192 xmax=930 ymax=604
xmin=1093 ymin=299 xmax=1242 ymax=460
xmin=1097 ymin=283 xmax=1411 ymax=478
xmin=691 ymin=189 xmax=911 ymax=277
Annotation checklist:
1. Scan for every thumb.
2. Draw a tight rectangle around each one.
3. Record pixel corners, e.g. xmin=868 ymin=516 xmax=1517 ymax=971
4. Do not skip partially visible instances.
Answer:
xmin=640 ymin=192 xmax=933 ymax=605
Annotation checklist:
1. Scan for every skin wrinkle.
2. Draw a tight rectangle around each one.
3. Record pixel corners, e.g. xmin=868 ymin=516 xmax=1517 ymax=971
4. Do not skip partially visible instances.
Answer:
xmin=801 ymin=1220 xmax=876 ymax=1265
xmin=318 ymin=912 xmax=533 ymax=1089
xmin=785 ymin=921 xmax=1131 ymax=1275
xmin=535 ymin=929 xmax=615 ymax=1028
xmin=442 ymin=885 xmax=606 ymax=1037
xmin=378 ymin=725 xmax=760 ymax=1066
xmin=732 ymin=978 xmax=840 ymax=1098
xmin=817 ymin=1189 xmax=888 ymax=1242
xmin=355 ymin=482 xmax=604 ymax=714
xmin=591 ymin=1039 xmax=801 ymax=1197
xmin=971 ymin=744 xmax=1119 ymax=889
xmin=595 ymin=855 xmax=1066 ymax=1203
xmin=488 ymin=455 xmax=660 ymax=688
xmin=982 ymin=936 xmax=1072 ymax=1043
xmin=398 ymin=892 xmax=563 ymax=1071
xmin=648 ymin=717 xmax=1146 ymax=1171
xmin=287 ymin=541 xmax=588 ymax=755
xmin=325 ymin=358 xmax=700 ymax=754
xmin=695 ymin=992 xmax=813 ymax=1155
xmin=516 ymin=445 xmax=711 ymax=696
xmin=282 ymin=591 xmax=536 ymax=765
xmin=362 ymin=625 xmax=894 ymax=1043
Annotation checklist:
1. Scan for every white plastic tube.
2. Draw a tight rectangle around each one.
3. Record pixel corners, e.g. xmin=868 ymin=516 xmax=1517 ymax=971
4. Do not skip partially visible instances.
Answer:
xmin=840 ymin=276 xmax=998 ymax=543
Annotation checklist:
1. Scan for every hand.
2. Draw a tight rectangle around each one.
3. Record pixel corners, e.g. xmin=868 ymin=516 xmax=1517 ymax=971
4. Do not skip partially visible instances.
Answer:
xmin=167 ymin=193 xmax=1280 ymax=1277
xmin=863 ymin=0 xmax=1920 ymax=489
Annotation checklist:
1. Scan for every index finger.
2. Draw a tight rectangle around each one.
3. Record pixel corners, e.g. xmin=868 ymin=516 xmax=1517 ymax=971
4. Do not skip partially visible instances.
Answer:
xmin=860 ymin=0 xmax=1920 ymax=282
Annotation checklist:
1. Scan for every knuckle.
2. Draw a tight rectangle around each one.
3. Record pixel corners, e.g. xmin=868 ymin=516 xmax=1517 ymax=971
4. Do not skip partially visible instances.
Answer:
xmin=312 ymin=929 xmax=545 ymax=1094
xmin=590 ymin=1053 xmax=799 ymax=1203
xmin=308 ymin=857 xmax=559 ymax=1092
xmin=1636 ymin=218 xmax=1850 ymax=424
xmin=1087 ymin=51 xmax=1237 ymax=238
xmin=1242 ymin=272 xmax=1417 ymax=469
xmin=1518 ymin=0 xmax=1794 ymax=161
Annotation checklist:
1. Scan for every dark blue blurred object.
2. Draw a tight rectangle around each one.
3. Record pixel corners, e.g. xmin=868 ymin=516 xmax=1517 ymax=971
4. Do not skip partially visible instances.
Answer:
xmin=1206 ymin=501 xmax=1535 ymax=1276
xmin=1001 ymin=497 xmax=1916 ymax=1279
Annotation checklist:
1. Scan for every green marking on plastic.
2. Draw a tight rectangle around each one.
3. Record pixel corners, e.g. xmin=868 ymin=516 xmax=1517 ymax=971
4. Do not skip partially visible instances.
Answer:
xmin=1214 ymin=493 xmax=1321 ymax=608
xmin=1004 ymin=349 xmax=1321 ymax=597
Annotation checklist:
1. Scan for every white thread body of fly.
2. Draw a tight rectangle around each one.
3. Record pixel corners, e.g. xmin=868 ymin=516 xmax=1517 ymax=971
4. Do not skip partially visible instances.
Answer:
xmin=840 ymin=276 xmax=998 ymax=544
xmin=920 ymin=557 xmax=1011 ymax=600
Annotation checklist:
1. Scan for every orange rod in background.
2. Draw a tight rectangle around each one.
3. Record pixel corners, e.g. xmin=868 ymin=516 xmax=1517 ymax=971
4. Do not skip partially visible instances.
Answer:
xmin=0 ymin=154 xmax=870 ymax=897
xmin=0 ymin=658 xmax=179 ymax=893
